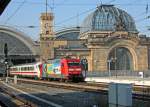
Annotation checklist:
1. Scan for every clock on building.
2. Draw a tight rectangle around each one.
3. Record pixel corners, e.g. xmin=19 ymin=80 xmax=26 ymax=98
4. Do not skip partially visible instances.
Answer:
xmin=44 ymin=23 xmax=49 ymax=29
xmin=44 ymin=23 xmax=50 ymax=34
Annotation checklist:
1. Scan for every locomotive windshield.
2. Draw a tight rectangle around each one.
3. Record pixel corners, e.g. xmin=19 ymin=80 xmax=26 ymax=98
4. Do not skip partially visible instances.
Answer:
xmin=68 ymin=62 xmax=80 ymax=67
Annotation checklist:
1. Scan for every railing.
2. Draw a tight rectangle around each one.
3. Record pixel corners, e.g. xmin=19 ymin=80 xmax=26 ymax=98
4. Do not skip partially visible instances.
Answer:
xmin=86 ymin=70 xmax=150 ymax=78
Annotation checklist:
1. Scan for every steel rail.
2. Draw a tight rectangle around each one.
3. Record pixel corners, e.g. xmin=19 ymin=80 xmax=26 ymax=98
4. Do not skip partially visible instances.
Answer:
xmin=0 ymin=81 xmax=38 ymax=107
xmin=4 ymin=77 xmax=150 ymax=101
xmin=17 ymin=78 xmax=150 ymax=100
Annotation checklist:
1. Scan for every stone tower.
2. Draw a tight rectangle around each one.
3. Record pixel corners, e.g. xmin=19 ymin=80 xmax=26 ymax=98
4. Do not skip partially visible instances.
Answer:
xmin=40 ymin=12 xmax=55 ymax=62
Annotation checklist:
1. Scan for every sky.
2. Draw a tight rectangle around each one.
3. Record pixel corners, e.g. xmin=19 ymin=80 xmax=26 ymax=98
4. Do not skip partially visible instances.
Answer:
xmin=0 ymin=0 xmax=150 ymax=41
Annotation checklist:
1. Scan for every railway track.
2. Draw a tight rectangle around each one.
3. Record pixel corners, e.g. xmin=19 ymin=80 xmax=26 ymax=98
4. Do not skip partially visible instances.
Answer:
xmin=0 ymin=81 xmax=38 ymax=107
xmin=23 ymin=79 xmax=150 ymax=99
xmin=17 ymin=78 xmax=108 ymax=94
xmin=0 ymin=100 xmax=7 ymax=107
xmin=3 ymin=77 xmax=150 ymax=101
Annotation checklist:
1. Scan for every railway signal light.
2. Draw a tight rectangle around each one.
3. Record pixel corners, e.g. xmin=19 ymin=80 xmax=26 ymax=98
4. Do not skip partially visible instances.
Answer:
xmin=4 ymin=43 xmax=8 ymax=59
xmin=81 ymin=58 xmax=88 ymax=78
xmin=0 ymin=0 xmax=11 ymax=15
xmin=81 ymin=58 xmax=88 ymax=71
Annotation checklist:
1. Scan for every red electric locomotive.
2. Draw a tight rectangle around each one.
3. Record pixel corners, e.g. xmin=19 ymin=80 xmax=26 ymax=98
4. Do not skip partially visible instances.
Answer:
xmin=9 ymin=58 xmax=84 ymax=82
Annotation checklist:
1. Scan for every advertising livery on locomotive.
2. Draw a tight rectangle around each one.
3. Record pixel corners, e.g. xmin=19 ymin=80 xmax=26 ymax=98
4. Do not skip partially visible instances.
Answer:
xmin=9 ymin=58 xmax=84 ymax=81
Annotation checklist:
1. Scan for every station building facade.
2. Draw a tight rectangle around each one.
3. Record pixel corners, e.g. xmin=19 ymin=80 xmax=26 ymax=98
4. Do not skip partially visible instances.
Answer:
xmin=40 ymin=5 xmax=150 ymax=72
xmin=0 ymin=5 xmax=150 ymax=73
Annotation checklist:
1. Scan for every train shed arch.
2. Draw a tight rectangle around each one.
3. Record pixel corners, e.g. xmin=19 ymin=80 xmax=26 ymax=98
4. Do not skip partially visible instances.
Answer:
xmin=0 ymin=25 xmax=39 ymax=66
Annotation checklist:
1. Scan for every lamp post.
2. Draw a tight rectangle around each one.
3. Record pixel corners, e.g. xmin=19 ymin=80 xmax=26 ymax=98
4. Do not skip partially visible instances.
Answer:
xmin=107 ymin=59 xmax=111 ymax=77
xmin=108 ymin=57 xmax=117 ymax=77
xmin=108 ymin=58 xmax=113 ymax=77
xmin=4 ymin=43 xmax=8 ymax=83
xmin=81 ymin=58 xmax=88 ymax=78
xmin=5 ymin=61 xmax=8 ymax=83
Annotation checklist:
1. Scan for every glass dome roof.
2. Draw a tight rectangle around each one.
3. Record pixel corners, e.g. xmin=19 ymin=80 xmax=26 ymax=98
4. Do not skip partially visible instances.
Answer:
xmin=80 ymin=5 xmax=137 ymax=34
xmin=55 ymin=27 xmax=80 ymax=40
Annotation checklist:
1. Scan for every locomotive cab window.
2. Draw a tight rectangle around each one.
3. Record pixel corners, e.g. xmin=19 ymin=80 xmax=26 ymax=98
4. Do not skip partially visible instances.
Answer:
xmin=61 ymin=63 xmax=64 ymax=67
xmin=68 ymin=62 xmax=80 ymax=66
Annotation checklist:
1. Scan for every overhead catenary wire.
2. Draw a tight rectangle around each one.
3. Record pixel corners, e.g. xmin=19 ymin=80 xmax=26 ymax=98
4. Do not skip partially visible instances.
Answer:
xmin=8 ymin=4 xmax=149 ymax=31
xmin=46 ymin=0 xmax=48 ymax=14
xmin=146 ymin=3 xmax=149 ymax=14
xmin=8 ymin=24 xmax=94 ymax=29
xmin=55 ymin=0 xmax=69 ymax=6
xmin=55 ymin=7 xmax=96 ymax=26
xmin=135 ymin=11 xmax=150 ymax=24
xmin=4 ymin=0 xmax=26 ymax=24
xmin=53 ymin=0 xmax=150 ymax=26
xmin=55 ymin=7 xmax=149 ymax=28
xmin=54 ymin=0 xmax=148 ymax=28
xmin=128 ymin=0 xmax=150 ymax=24
xmin=107 ymin=0 xmax=116 ymax=4
xmin=53 ymin=0 xmax=149 ymax=36
xmin=12 ymin=1 xmax=45 ymax=5
xmin=9 ymin=1 xmax=150 ymax=25
xmin=3 ymin=0 xmax=150 ymax=38
xmin=11 ymin=1 xmax=150 ymax=7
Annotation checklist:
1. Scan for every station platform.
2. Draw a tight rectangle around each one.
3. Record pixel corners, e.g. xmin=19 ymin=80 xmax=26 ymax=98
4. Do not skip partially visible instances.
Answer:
xmin=85 ymin=76 xmax=150 ymax=86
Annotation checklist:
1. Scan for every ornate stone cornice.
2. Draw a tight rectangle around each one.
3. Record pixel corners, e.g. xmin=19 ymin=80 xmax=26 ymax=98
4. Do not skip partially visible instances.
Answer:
xmin=87 ymin=31 xmax=139 ymax=46
xmin=40 ymin=36 xmax=55 ymax=41
xmin=139 ymin=37 xmax=150 ymax=45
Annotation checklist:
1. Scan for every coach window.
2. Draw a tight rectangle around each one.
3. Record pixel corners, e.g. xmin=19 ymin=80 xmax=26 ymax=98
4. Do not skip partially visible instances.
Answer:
xmin=21 ymin=67 xmax=23 ymax=71
xmin=61 ymin=63 xmax=64 ymax=67
xmin=30 ymin=67 xmax=33 ymax=70
xmin=15 ymin=68 xmax=17 ymax=71
xmin=28 ymin=67 xmax=30 ymax=71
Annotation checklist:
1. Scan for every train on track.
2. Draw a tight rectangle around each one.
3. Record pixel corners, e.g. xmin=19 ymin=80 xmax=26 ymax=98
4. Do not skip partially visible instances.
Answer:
xmin=9 ymin=58 xmax=84 ymax=82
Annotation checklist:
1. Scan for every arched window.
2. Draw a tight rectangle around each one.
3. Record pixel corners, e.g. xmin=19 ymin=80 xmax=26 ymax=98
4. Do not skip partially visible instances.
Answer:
xmin=108 ymin=47 xmax=133 ymax=70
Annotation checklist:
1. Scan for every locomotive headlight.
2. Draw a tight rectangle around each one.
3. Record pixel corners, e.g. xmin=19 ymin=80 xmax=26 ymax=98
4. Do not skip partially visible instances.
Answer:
xmin=76 ymin=68 xmax=81 ymax=71
xmin=69 ymin=68 xmax=74 ymax=71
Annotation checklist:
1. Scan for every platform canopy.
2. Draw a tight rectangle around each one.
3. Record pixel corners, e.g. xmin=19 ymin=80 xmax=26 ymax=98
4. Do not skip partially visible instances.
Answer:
xmin=0 ymin=25 xmax=39 ymax=66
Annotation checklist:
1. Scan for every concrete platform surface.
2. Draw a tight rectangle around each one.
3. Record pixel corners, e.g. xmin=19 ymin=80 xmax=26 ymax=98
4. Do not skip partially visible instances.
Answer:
xmin=85 ymin=76 xmax=150 ymax=86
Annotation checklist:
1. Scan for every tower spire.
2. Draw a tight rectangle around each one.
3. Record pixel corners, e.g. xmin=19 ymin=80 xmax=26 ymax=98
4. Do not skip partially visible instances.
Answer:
xmin=40 ymin=0 xmax=55 ymax=62
xmin=46 ymin=0 xmax=48 ymax=15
